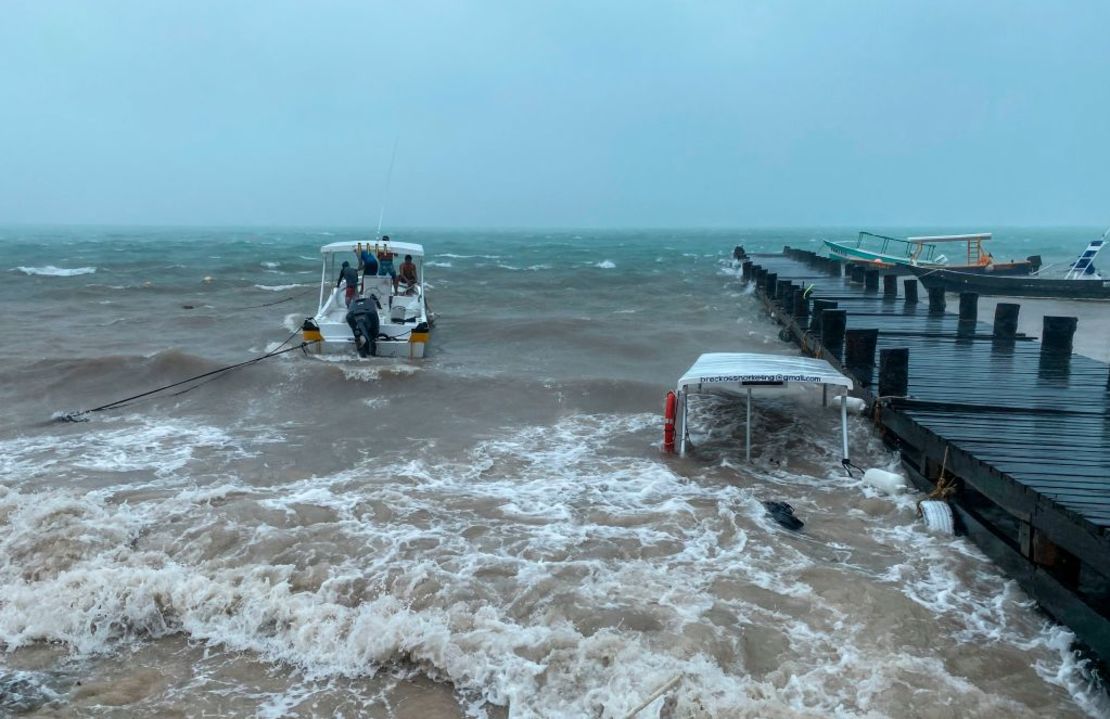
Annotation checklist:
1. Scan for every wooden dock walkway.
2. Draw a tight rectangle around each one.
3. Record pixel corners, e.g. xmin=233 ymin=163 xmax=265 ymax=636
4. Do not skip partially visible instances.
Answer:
xmin=742 ymin=248 xmax=1110 ymax=665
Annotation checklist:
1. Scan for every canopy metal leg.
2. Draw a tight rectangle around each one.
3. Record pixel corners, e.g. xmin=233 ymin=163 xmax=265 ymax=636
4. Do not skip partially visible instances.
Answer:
xmin=746 ymin=387 xmax=752 ymax=462
xmin=840 ymin=391 xmax=850 ymax=462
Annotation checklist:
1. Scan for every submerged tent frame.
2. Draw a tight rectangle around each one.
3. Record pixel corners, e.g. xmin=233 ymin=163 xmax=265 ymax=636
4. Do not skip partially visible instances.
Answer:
xmin=674 ymin=352 xmax=855 ymax=463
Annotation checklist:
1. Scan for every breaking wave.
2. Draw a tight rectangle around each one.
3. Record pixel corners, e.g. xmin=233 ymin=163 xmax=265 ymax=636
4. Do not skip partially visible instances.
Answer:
xmin=15 ymin=265 xmax=97 ymax=277
xmin=254 ymin=283 xmax=308 ymax=291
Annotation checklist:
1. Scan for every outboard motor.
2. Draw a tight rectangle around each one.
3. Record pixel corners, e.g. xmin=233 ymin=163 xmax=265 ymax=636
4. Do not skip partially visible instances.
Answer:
xmin=345 ymin=297 xmax=380 ymax=357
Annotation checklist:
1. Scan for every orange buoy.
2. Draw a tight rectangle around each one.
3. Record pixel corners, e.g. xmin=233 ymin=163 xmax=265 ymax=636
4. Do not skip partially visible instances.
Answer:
xmin=663 ymin=391 xmax=677 ymax=453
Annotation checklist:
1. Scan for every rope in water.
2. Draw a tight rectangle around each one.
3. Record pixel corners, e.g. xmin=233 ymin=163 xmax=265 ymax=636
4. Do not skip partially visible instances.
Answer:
xmin=221 ymin=286 xmax=317 ymax=312
xmin=58 ymin=330 xmax=317 ymax=422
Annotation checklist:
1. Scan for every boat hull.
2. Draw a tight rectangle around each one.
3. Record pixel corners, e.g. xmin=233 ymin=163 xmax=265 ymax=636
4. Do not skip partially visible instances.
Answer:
xmin=910 ymin=266 xmax=1110 ymax=300
xmin=824 ymin=240 xmax=1035 ymax=275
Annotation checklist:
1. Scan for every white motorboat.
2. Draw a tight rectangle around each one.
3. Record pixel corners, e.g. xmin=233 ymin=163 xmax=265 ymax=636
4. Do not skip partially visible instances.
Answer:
xmin=301 ymin=240 xmax=432 ymax=359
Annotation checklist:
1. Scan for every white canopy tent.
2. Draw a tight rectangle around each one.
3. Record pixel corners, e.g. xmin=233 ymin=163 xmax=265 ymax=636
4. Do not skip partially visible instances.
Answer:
xmin=674 ymin=352 xmax=855 ymax=462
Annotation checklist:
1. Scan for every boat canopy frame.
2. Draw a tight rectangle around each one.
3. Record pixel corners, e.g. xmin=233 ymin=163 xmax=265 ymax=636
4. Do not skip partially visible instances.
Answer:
xmin=906 ymin=233 xmax=993 ymax=267
xmin=315 ymin=240 xmax=426 ymax=315
xmin=674 ymin=352 xmax=855 ymax=463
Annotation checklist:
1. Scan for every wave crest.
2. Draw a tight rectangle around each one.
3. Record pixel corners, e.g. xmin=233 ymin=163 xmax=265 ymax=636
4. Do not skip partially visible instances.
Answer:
xmin=15 ymin=265 xmax=97 ymax=277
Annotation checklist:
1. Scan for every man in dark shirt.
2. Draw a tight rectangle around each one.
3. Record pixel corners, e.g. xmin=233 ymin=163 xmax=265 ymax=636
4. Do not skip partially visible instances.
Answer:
xmin=337 ymin=261 xmax=359 ymax=307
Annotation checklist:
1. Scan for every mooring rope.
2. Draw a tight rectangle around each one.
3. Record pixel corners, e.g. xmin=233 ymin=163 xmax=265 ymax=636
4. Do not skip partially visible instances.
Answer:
xmin=916 ymin=445 xmax=957 ymax=515
xmin=58 ymin=330 xmax=317 ymax=422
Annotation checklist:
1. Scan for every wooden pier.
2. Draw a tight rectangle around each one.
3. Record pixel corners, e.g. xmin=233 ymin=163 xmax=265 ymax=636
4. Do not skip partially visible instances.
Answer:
xmin=742 ymin=248 xmax=1110 ymax=665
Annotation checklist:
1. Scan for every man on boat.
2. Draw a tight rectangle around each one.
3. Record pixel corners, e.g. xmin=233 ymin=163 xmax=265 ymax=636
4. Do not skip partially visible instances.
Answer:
xmin=337 ymin=260 xmax=359 ymax=307
xmin=398 ymin=254 xmax=418 ymax=294
xmin=345 ymin=296 xmax=380 ymax=357
xmin=356 ymin=242 xmax=378 ymax=279
xmin=377 ymin=235 xmax=397 ymax=292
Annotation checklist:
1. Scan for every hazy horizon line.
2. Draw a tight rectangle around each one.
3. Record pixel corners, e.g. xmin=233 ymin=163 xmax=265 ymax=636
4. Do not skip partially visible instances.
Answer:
xmin=1 ymin=221 xmax=1105 ymax=233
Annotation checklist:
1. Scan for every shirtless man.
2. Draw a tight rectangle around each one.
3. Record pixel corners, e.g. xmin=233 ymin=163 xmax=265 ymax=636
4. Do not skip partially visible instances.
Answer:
xmin=398 ymin=254 xmax=419 ymax=294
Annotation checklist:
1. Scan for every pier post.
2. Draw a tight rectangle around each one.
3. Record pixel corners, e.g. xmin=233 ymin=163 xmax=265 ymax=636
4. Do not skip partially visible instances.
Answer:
xmin=776 ymin=279 xmax=793 ymax=304
xmin=1042 ymin=316 xmax=1078 ymax=353
xmin=845 ymin=328 xmax=879 ymax=387
xmin=879 ymin=348 xmax=909 ymax=397
xmin=793 ymin=289 xmax=809 ymax=320
xmin=927 ymin=286 xmax=946 ymax=315
xmin=810 ymin=299 xmax=837 ymax=334
xmin=763 ymin=272 xmax=778 ymax=296
xmin=957 ymin=292 xmax=978 ymax=336
xmin=993 ymin=303 xmax=1020 ymax=339
xmin=903 ymin=279 xmax=919 ymax=304
xmin=753 ymin=267 xmax=766 ymax=286
xmin=864 ymin=269 xmax=880 ymax=292
xmin=850 ymin=265 xmax=866 ymax=284
xmin=883 ymin=274 xmax=898 ymax=298
xmin=741 ymin=260 xmax=753 ymax=281
xmin=786 ymin=286 xmax=800 ymax=316
xmin=821 ymin=309 xmax=847 ymax=359
xmin=958 ymin=293 xmax=978 ymax=323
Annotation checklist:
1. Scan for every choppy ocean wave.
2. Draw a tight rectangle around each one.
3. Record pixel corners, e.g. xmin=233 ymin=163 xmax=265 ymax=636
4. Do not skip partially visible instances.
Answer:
xmin=0 ymin=411 xmax=1104 ymax=717
xmin=15 ymin=265 xmax=97 ymax=277
xmin=254 ymin=283 xmax=308 ymax=291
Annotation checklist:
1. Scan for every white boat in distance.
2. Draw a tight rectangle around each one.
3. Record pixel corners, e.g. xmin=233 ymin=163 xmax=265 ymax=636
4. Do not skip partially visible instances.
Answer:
xmin=301 ymin=240 xmax=431 ymax=359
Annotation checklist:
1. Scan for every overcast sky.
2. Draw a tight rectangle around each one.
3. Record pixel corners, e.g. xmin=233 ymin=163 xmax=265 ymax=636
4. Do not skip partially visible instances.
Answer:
xmin=1 ymin=1 xmax=1107 ymax=228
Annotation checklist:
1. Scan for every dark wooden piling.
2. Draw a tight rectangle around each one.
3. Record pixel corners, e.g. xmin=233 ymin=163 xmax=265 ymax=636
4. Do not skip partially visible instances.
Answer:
xmin=793 ymin=288 xmax=809 ymax=320
xmin=741 ymin=260 xmax=753 ymax=281
xmin=993 ymin=303 xmax=1020 ymax=339
xmin=1042 ymin=316 xmax=1078 ymax=353
xmin=763 ymin=272 xmax=778 ymax=296
xmin=903 ymin=279 xmax=919 ymax=304
xmin=850 ymin=265 xmax=866 ymax=284
xmin=821 ymin=309 xmax=847 ymax=359
xmin=957 ymin=292 xmax=978 ymax=337
xmin=878 ymin=347 xmax=909 ymax=397
xmin=783 ymin=286 xmax=798 ymax=315
xmin=845 ymin=328 xmax=879 ymax=386
xmin=958 ymin=292 xmax=978 ymax=323
xmin=928 ymin=286 xmax=946 ymax=314
xmin=776 ymin=279 xmax=792 ymax=304
xmin=810 ymin=299 xmax=837 ymax=334
xmin=883 ymin=274 xmax=898 ymax=298
xmin=864 ymin=269 xmax=880 ymax=292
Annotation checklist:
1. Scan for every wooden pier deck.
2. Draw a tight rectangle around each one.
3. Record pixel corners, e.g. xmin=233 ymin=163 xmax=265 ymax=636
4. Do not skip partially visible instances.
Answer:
xmin=742 ymin=249 xmax=1110 ymax=665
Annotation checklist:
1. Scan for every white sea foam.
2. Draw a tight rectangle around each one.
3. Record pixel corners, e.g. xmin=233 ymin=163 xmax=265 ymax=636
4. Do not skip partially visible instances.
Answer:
xmin=261 ymin=261 xmax=281 ymax=269
xmin=439 ymin=253 xmax=501 ymax=259
xmin=15 ymin=265 xmax=97 ymax=277
xmin=0 ymin=408 xmax=1102 ymax=717
xmin=426 ymin=261 xmax=453 ymax=268
xmin=594 ymin=260 xmax=616 ymax=269
xmin=0 ymin=418 xmax=251 ymax=484
xmin=254 ymin=283 xmax=307 ymax=291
